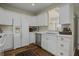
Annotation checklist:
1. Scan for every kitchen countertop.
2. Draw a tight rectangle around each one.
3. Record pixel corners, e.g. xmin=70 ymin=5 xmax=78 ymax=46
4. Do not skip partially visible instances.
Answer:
xmin=29 ymin=31 xmax=59 ymax=34
xmin=32 ymin=31 xmax=47 ymax=34
xmin=29 ymin=31 xmax=72 ymax=37
xmin=59 ymin=34 xmax=72 ymax=37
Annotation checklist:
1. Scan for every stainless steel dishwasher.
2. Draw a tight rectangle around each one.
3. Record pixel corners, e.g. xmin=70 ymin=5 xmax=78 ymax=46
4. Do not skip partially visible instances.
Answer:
xmin=35 ymin=33 xmax=41 ymax=46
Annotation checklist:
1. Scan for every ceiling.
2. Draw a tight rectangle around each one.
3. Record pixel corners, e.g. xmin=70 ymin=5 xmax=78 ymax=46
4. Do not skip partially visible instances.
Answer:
xmin=2 ymin=3 xmax=53 ymax=14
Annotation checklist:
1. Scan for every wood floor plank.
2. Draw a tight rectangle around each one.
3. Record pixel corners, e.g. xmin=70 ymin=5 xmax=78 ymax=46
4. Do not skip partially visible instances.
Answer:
xmin=4 ymin=44 xmax=53 ymax=56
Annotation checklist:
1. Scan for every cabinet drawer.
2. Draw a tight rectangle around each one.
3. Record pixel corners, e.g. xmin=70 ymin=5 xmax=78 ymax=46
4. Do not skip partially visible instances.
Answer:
xmin=58 ymin=36 xmax=71 ymax=43
xmin=46 ymin=34 xmax=57 ymax=38
xmin=57 ymin=41 xmax=70 ymax=51
xmin=57 ymin=49 xmax=70 ymax=56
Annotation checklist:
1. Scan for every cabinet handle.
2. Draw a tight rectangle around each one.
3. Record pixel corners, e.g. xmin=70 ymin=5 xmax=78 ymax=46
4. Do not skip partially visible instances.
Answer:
xmin=61 ymin=44 xmax=64 ymax=47
xmin=61 ymin=38 xmax=64 ymax=41
xmin=60 ymin=52 xmax=64 ymax=55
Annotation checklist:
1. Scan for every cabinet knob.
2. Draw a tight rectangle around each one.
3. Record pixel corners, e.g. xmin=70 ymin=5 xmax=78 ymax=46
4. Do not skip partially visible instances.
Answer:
xmin=61 ymin=38 xmax=64 ymax=41
xmin=61 ymin=44 xmax=64 ymax=47
xmin=60 ymin=52 xmax=64 ymax=55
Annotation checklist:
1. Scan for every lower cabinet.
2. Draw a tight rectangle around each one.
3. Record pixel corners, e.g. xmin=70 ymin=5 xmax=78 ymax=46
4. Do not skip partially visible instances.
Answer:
xmin=4 ymin=33 xmax=13 ymax=51
xmin=29 ymin=32 xmax=35 ymax=44
xmin=57 ymin=35 xmax=72 ymax=56
xmin=41 ymin=33 xmax=58 ymax=55
xmin=41 ymin=33 xmax=72 ymax=56
xmin=46 ymin=33 xmax=58 ymax=55
xmin=41 ymin=33 xmax=48 ymax=51
xmin=14 ymin=33 xmax=21 ymax=49
xmin=57 ymin=49 xmax=70 ymax=56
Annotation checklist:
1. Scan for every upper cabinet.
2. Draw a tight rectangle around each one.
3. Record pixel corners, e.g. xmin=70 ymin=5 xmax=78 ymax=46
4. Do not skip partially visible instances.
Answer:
xmin=13 ymin=14 xmax=21 ymax=27
xmin=29 ymin=16 xmax=37 ymax=26
xmin=0 ymin=7 xmax=12 ymax=25
xmin=48 ymin=7 xmax=59 ymax=31
xmin=59 ymin=4 xmax=73 ymax=24
xmin=37 ymin=12 xmax=48 ymax=26
xmin=29 ymin=12 xmax=48 ymax=26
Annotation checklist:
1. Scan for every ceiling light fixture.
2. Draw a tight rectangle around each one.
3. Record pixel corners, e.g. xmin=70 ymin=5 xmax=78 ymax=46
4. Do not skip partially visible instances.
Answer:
xmin=32 ymin=3 xmax=35 ymax=6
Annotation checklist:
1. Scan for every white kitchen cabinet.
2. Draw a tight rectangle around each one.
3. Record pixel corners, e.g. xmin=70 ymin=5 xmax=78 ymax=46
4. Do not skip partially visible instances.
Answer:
xmin=13 ymin=15 xmax=21 ymax=49
xmin=41 ymin=33 xmax=48 ymax=50
xmin=21 ymin=15 xmax=29 ymax=46
xmin=12 ymin=14 xmax=21 ymax=27
xmin=29 ymin=32 xmax=35 ymax=44
xmin=46 ymin=33 xmax=58 ymax=55
xmin=14 ymin=32 xmax=21 ymax=49
xmin=37 ymin=12 xmax=48 ymax=26
xmin=4 ymin=33 xmax=13 ymax=51
xmin=59 ymin=4 xmax=72 ymax=24
xmin=41 ymin=33 xmax=58 ymax=55
xmin=0 ymin=7 xmax=12 ymax=25
xmin=29 ymin=12 xmax=48 ymax=26
xmin=57 ymin=35 xmax=72 ymax=56
xmin=29 ymin=16 xmax=37 ymax=26
xmin=8 ymin=11 xmax=29 ymax=48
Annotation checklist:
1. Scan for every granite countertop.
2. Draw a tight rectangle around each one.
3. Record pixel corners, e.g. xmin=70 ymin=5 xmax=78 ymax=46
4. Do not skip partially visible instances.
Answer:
xmin=59 ymin=32 xmax=72 ymax=35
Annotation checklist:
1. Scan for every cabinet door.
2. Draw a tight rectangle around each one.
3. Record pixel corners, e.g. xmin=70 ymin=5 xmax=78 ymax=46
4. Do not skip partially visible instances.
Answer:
xmin=0 ymin=7 xmax=5 ymax=24
xmin=4 ymin=10 xmax=12 ymax=25
xmin=0 ymin=7 xmax=12 ymax=25
xmin=21 ymin=16 xmax=29 ymax=46
xmin=46 ymin=34 xmax=57 ymax=55
xmin=44 ymin=12 xmax=48 ymax=26
xmin=37 ymin=12 xmax=48 ymax=26
xmin=41 ymin=33 xmax=48 ymax=50
xmin=13 ymin=15 xmax=21 ymax=27
xmin=29 ymin=16 xmax=37 ymax=26
xmin=59 ymin=4 xmax=71 ymax=24
xmin=4 ymin=33 xmax=13 ymax=51
xmin=29 ymin=33 xmax=35 ymax=44
xmin=13 ymin=16 xmax=21 ymax=49
xmin=14 ymin=33 xmax=21 ymax=49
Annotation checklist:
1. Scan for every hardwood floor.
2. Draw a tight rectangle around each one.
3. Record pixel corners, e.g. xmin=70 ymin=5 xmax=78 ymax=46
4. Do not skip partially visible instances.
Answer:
xmin=74 ymin=48 xmax=79 ymax=56
xmin=4 ymin=43 xmax=54 ymax=56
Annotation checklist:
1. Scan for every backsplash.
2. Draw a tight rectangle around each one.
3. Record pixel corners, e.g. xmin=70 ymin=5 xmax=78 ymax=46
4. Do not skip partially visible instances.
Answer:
xmin=38 ymin=26 xmax=48 ymax=32
xmin=29 ymin=26 xmax=48 ymax=32
xmin=61 ymin=24 xmax=71 ymax=29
